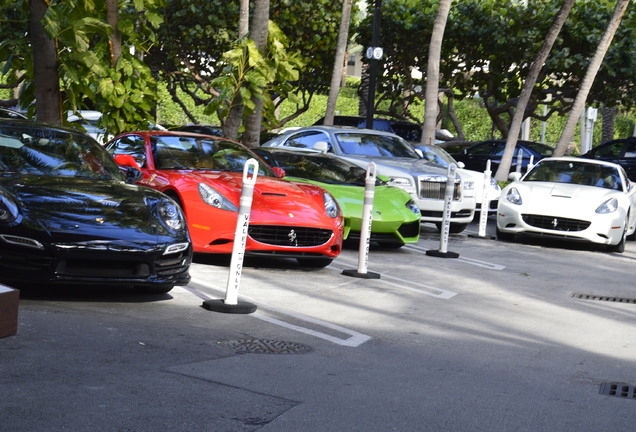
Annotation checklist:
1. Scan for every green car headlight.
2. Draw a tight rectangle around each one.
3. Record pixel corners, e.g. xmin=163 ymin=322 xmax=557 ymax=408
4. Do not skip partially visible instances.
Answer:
xmin=405 ymin=199 xmax=420 ymax=215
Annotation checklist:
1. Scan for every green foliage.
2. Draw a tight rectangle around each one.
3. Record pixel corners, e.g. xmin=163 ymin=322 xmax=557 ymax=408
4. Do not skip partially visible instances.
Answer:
xmin=355 ymin=0 xmax=636 ymax=138
xmin=35 ymin=0 xmax=166 ymax=135
xmin=205 ymin=21 xmax=304 ymax=130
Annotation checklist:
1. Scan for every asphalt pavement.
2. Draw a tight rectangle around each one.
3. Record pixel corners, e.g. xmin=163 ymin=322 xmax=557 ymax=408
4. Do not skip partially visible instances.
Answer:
xmin=2 ymin=220 xmax=636 ymax=431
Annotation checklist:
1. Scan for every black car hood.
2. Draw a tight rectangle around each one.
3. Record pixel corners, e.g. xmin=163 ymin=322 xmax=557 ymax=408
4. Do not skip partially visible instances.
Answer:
xmin=0 ymin=174 xmax=171 ymax=243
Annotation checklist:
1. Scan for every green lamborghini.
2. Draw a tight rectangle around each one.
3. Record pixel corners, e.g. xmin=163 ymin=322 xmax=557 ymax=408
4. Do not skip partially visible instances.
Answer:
xmin=254 ymin=147 xmax=421 ymax=248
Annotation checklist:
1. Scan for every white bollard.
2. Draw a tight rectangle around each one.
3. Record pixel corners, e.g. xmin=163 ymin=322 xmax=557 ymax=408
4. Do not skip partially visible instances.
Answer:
xmin=202 ymin=158 xmax=258 ymax=314
xmin=515 ymin=148 xmax=523 ymax=174
xmin=478 ymin=160 xmax=491 ymax=237
xmin=342 ymin=162 xmax=381 ymax=279
xmin=426 ymin=164 xmax=459 ymax=258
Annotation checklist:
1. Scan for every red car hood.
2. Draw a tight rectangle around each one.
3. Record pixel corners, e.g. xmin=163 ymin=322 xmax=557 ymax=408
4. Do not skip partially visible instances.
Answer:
xmin=191 ymin=171 xmax=334 ymax=226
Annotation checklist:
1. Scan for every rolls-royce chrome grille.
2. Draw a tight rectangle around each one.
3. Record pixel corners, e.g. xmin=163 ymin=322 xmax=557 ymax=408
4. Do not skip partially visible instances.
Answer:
xmin=249 ymin=225 xmax=333 ymax=247
xmin=419 ymin=180 xmax=461 ymax=200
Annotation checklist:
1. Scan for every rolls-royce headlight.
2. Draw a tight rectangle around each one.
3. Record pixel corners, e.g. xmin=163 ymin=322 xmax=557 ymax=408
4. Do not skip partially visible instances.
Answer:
xmin=388 ymin=176 xmax=415 ymax=194
xmin=596 ymin=197 xmax=618 ymax=214
xmin=406 ymin=199 xmax=420 ymax=215
xmin=0 ymin=194 xmax=19 ymax=224
xmin=198 ymin=183 xmax=238 ymax=211
xmin=505 ymin=187 xmax=522 ymax=205
xmin=157 ymin=201 xmax=184 ymax=231
xmin=323 ymin=192 xmax=340 ymax=218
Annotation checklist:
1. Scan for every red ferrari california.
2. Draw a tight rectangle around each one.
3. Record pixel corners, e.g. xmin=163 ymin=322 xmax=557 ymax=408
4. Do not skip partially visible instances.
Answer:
xmin=106 ymin=131 xmax=343 ymax=267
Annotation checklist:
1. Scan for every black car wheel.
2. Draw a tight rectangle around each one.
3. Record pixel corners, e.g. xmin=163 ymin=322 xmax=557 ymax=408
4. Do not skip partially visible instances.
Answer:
xmin=136 ymin=284 xmax=174 ymax=295
xmin=435 ymin=222 xmax=468 ymax=234
xmin=495 ymin=226 xmax=515 ymax=242
xmin=607 ymin=223 xmax=627 ymax=253
xmin=296 ymin=258 xmax=333 ymax=268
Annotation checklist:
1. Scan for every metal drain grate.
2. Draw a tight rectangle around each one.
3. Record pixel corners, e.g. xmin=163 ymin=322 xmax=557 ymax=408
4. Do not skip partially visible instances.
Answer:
xmin=217 ymin=339 xmax=312 ymax=354
xmin=572 ymin=293 xmax=636 ymax=304
xmin=600 ymin=382 xmax=636 ymax=399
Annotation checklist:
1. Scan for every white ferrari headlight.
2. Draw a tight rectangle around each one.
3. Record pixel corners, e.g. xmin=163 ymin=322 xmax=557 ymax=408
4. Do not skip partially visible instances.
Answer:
xmin=505 ymin=187 xmax=522 ymax=205
xmin=596 ymin=197 xmax=618 ymax=214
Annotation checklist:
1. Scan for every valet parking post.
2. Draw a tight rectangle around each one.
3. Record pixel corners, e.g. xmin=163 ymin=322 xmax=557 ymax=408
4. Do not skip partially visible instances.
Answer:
xmin=202 ymin=159 xmax=258 ymax=314
xmin=343 ymin=162 xmax=381 ymax=279
xmin=426 ymin=164 xmax=460 ymax=258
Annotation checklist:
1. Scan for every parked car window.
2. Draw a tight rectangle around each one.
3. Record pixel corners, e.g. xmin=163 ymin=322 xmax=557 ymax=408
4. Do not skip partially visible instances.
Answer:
xmin=387 ymin=123 xmax=421 ymax=142
xmin=624 ymin=142 xmax=636 ymax=158
xmin=526 ymin=160 xmax=622 ymax=190
xmin=467 ymin=143 xmax=494 ymax=156
xmin=334 ymin=133 xmax=419 ymax=158
xmin=108 ymin=135 xmax=146 ymax=166
xmin=0 ymin=123 xmax=119 ymax=179
xmin=286 ymin=131 xmax=331 ymax=151
xmin=525 ymin=141 xmax=554 ymax=157
xmin=151 ymin=135 xmax=275 ymax=176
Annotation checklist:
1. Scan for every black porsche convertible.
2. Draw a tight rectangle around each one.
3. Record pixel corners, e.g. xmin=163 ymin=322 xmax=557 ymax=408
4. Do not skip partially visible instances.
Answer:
xmin=0 ymin=119 xmax=192 ymax=294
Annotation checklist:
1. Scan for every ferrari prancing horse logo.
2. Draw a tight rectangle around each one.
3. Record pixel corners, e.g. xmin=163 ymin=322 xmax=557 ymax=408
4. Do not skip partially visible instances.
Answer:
xmin=288 ymin=229 xmax=298 ymax=246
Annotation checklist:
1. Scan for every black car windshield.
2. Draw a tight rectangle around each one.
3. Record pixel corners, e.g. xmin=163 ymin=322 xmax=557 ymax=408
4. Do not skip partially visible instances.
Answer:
xmin=525 ymin=142 xmax=554 ymax=156
xmin=260 ymin=151 xmax=384 ymax=187
xmin=151 ymin=135 xmax=276 ymax=176
xmin=0 ymin=124 xmax=121 ymax=179
xmin=334 ymin=133 xmax=419 ymax=158
xmin=525 ymin=160 xmax=622 ymax=190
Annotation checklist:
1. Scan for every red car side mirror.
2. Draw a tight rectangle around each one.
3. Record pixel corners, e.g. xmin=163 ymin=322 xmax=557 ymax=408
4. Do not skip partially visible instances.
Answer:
xmin=272 ymin=167 xmax=286 ymax=178
xmin=114 ymin=154 xmax=141 ymax=170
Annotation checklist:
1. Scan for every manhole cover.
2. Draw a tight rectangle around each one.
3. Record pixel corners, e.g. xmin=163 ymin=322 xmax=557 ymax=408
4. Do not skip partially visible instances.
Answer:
xmin=600 ymin=382 xmax=636 ymax=399
xmin=572 ymin=293 xmax=636 ymax=304
xmin=217 ymin=339 xmax=312 ymax=354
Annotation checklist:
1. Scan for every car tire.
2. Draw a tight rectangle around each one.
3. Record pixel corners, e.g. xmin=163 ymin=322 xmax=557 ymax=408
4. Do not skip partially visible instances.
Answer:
xmin=435 ymin=222 xmax=468 ymax=234
xmin=136 ymin=284 xmax=174 ymax=295
xmin=608 ymin=225 xmax=627 ymax=253
xmin=296 ymin=258 xmax=333 ymax=268
xmin=378 ymin=242 xmax=405 ymax=249
xmin=495 ymin=226 xmax=515 ymax=242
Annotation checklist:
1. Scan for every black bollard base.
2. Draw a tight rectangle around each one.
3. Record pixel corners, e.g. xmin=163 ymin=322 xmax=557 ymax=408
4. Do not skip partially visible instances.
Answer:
xmin=342 ymin=269 xmax=381 ymax=279
xmin=201 ymin=299 xmax=257 ymax=314
xmin=426 ymin=250 xmax=460 ymax=259
xmin=467 ymin=233 xmax=497 ymax=240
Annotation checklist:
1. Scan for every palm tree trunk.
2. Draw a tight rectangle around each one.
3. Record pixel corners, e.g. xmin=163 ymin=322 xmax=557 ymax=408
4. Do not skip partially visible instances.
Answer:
xmin=420 ymin=0 xmax=452 ymax=147
xmin=30 ymin=0 xmax=61 ymax=124
xmin=324 ymin=0 xmax=354 ymax=126
xmin=493 ymin=0 xmax=576 ymax=181
xmin=242 ymin=0 xmax=270 ymax=148
xmin=554 ymin=0 xmax=630 ymax=156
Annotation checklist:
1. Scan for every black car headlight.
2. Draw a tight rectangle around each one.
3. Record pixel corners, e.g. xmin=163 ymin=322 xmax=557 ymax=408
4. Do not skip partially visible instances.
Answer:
xmin=157 ymin=200 xmax=185 ymax=231
xmin=324 ymin=192 xmax=340 ymax=218
xmin=0 ymin=193 xmax=19 ymax=224
xmin=198 ymin=183 xmax=238 ymax=211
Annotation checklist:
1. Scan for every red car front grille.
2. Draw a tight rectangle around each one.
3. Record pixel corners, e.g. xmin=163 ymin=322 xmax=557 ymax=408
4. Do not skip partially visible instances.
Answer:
xmin=248 ymin=225 xmax=333 ymax=247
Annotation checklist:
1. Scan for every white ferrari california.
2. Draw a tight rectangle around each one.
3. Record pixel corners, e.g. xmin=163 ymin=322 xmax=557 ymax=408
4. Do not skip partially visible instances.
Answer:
xmin=496 ymin=157 xmax=636 ymax=252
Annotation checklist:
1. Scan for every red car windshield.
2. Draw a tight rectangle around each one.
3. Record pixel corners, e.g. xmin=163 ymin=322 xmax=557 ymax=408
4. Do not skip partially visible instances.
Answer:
xmin=151 ymin=135 xmax=276 ymax=176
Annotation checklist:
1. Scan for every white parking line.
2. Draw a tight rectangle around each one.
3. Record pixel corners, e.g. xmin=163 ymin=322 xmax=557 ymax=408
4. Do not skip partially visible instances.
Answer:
xmin=184 ymin=278 xmax=372 ymax=347
xmin=405 ymin=244 xmax=506 ymax=270
xmin=329 ymin=261 xmax=457 ymax=299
